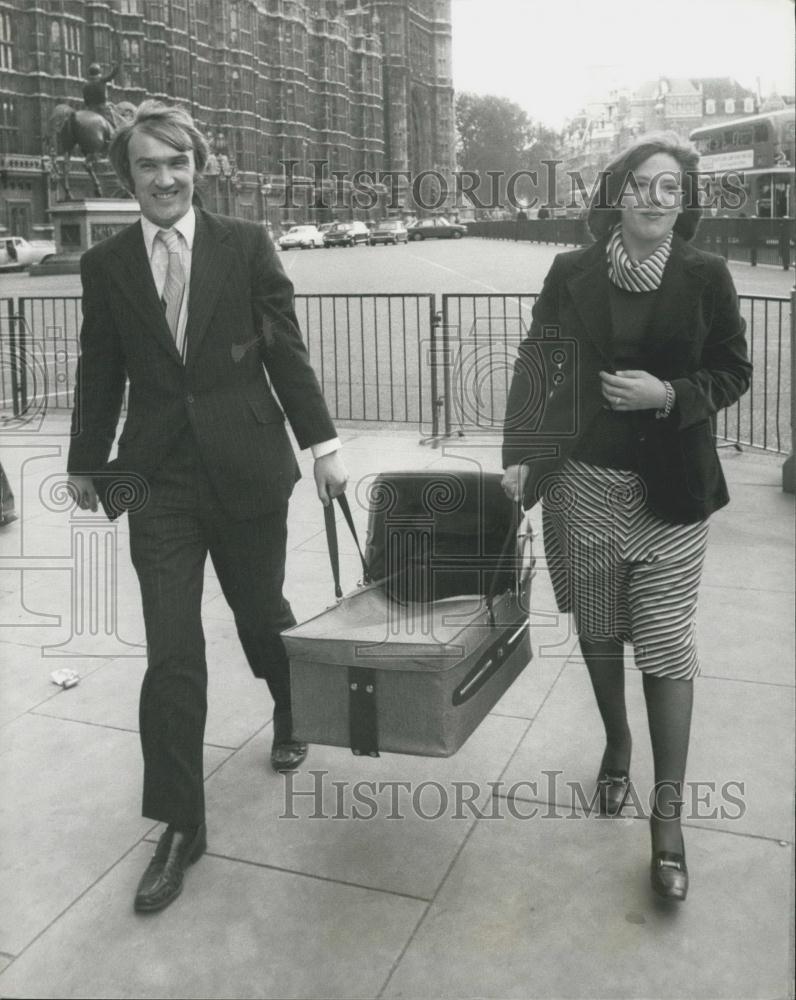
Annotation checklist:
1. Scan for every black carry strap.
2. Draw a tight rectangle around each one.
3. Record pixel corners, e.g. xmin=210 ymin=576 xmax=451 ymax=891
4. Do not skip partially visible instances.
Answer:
xmin=323 ymin=493 xmax=371 ymax=599
xmin=347 ymin=665 xmax=379 ymax=757
xmin=485 ymin=500 xmax=530 ymax=624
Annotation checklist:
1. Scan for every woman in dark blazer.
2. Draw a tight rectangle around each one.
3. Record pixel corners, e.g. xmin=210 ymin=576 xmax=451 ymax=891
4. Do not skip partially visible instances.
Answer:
xmin=501 ymin=133 xmax=752 ymax=902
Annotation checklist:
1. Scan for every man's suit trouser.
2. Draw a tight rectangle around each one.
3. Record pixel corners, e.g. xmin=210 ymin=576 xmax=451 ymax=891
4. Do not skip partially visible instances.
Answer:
xmin=128 ymin=446 xmax=296 ymax=828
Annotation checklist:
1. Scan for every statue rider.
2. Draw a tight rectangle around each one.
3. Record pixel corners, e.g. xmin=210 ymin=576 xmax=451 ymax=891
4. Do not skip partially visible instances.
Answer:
xmin=82 ymin=63 xmax=122 ymax=129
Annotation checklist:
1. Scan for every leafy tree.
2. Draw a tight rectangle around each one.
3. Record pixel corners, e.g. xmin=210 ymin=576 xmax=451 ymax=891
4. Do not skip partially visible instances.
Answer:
xmin=455 ymin=93 xmax=561 ymax=215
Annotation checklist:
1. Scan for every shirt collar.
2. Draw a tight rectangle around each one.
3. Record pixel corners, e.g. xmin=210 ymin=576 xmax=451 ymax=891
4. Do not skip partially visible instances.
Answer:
xmin=141 ymin=206 xmax=196 ymax=259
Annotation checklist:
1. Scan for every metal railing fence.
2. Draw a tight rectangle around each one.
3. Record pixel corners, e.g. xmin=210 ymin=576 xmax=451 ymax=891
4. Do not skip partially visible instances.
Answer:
xmin=2 ymin=290 xmax=792 ymax=456
xmin=0 ymin=294 xmax=438 ymax=429
xmin=468 ymin=217 xmax=795 ymax=269
xmin=438 ymin=292 xmax=792 ymax=456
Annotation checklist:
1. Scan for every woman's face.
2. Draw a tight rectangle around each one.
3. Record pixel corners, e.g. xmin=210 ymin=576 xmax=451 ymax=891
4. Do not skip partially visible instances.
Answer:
xmin=618 ymin=151 xmax=683 ymax=250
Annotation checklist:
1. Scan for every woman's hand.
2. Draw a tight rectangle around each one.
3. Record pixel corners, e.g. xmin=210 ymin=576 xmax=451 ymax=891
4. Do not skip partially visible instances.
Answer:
xmin=501 ymin=464 xmax=529 ymax=504
xmin=599 ymin=370 xmax=668 ymax=411
xmin=67 ymin=474 xmax=98 ymax=511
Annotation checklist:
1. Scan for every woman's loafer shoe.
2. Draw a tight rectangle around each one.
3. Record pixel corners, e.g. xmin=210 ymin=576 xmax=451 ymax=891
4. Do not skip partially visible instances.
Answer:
xmin=597 ymin=770 xmax=630 ymax=816
xmin=651 ymin=850 xmax=689 ymax=901
xmin=134 ymin=823 xmax=207 ymax=913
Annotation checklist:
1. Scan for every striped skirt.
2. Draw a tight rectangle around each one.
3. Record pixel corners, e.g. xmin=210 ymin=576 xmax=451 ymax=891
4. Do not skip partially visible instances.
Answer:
xmin=541 ymin=460 xmax=709 ymax=680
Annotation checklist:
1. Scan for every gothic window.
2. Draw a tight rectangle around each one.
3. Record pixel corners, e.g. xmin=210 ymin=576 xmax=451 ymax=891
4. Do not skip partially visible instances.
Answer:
xmin=0 ymin=96 xmax=17 ymax=156
xmin=146 ymin=1 xmax=166 ymax=21
xmin=48 ymin=19 xmax=82 ymax=78
xmin=120 ymin=37 xmax=143 ymax=87
xmin=0 ymin=11 xmax=14 ymax=70
xmin=147 ymin=42 xmax=168 ymax=94
xmin=170 ymin=0 xmax=188 ymax=32
xmin=197 ymin=59 xmax=213 ymax=108
xmin=172 ymin=48 xmax=190 ymax=97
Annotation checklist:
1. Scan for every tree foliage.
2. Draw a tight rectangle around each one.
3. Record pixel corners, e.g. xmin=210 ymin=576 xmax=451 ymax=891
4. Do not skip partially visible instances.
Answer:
xmin=455 ymin=93 xmax=562 ymax=214
xmin=455 ymin=92 xmax=532 ymax=176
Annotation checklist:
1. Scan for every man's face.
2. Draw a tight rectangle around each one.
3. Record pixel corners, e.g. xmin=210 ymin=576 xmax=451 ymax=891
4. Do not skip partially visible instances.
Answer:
xmin=128 ymin=129 xmax=195 ymax=229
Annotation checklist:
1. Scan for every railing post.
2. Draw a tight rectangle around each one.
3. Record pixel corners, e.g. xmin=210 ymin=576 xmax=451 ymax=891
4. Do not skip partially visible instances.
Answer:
xmin=17 ymin=297 xmax=28 ymax=415
xmin=782 ymin=285 xmax=795 ymax=494
xmin=441 ymin=299 xmax=452 ymax=439
xmin=8 ymin=297 xmax=31 ymax=417
xmin=779 ymin=220 xmax=791 ymax=271
xmin=430 ymin=302 xmax=440 ymax=440
xmin=419 ymin=299 xmax=443 ymax=446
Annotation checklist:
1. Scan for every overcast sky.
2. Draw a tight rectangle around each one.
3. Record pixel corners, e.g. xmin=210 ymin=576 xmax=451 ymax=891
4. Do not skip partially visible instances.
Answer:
xmin=450 ymin=0 xmax=796 ymax=129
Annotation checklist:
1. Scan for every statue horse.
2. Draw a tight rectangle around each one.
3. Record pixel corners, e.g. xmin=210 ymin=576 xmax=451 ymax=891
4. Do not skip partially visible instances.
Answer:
xmin=47 ymin=102 xmax=135 ymax=200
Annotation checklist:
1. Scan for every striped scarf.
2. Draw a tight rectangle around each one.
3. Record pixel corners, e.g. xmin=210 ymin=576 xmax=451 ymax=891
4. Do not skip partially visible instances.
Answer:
xmin=607 ymin=224 xmax=672 ymax=293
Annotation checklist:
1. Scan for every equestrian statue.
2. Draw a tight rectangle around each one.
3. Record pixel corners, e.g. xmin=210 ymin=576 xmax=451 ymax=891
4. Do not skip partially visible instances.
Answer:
xmin=47 ymin=63 xmax=135 ymax=200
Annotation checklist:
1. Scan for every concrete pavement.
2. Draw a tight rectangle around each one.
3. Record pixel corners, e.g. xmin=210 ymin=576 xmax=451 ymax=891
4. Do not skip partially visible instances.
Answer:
xmin=0 ymin=415 xmax=793 ymax=999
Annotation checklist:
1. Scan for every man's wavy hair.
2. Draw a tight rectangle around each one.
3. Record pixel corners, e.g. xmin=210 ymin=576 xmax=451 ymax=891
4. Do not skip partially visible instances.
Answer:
xmin=109 ymin=100 xmax=210 ymax=193
xmin=586 ymin=131 xmax=702 ymax=242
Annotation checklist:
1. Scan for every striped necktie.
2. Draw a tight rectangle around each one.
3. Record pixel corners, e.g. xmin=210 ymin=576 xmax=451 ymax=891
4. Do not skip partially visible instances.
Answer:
xmin=156 ymin=228 xmax=187 ymax=357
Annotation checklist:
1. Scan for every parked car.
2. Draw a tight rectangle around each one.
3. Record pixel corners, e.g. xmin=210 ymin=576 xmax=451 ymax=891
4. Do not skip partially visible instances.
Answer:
xmin=368 ymin=219 xmax=409 ymax=245
xmin=0 ymin=236 xmax=56 ymax=271
xmin=406 ymin=217 xmax=466 ymax=241
xmin=323 ymin=221 xmax=370 ymax=247
xmin=278 ymin=225 xmax=325 ymax=250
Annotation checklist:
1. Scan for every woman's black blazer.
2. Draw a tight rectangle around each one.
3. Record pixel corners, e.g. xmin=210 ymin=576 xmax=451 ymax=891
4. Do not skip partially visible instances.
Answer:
xmin=502 ymin=235 xmax=753 ymax=524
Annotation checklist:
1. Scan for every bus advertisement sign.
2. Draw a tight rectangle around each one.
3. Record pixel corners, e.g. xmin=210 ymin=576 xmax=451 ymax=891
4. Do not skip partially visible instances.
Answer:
xmin=700 ymin=149 xmax=755 ymax=172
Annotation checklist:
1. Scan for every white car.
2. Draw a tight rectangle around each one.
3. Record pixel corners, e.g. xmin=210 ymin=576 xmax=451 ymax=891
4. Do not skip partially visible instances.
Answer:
xmin=0 ymin=236 xmax=56 ymax=271
xmin=278 ymin=225 xmax=325 ymax=250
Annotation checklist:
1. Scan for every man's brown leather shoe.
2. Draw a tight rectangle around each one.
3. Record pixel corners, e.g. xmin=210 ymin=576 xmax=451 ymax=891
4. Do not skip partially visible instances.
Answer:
xmin=270 ymin=711 xmax=308 ymax=772
xmin=134 ymin=823 xmax=206 ymax=913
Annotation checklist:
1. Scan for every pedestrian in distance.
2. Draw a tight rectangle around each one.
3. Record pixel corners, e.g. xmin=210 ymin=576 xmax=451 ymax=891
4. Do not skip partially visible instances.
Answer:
xmin=501 ymin=131 xmax=751 ymax=902
xmin=67 ymin=100 xmax=347 ymax=914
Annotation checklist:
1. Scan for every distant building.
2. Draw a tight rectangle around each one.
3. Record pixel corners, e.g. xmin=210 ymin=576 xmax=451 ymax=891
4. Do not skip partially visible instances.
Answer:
xmin=695 ymin=77 xmax=759 ymax=124
xmin=0 ymin=0 xmax=455 ymax=238
xmin=559 ymin=75 xmax=780 ymax=204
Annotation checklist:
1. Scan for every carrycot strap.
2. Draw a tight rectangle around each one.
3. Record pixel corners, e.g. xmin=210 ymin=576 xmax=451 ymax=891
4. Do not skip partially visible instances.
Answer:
xmin=324 ymin=494 xmax=371 ymax=600
xmin=485 ymin=500 xmax=523 ymax=622
xmin=348 ymin=665 xmax=380 ymax=757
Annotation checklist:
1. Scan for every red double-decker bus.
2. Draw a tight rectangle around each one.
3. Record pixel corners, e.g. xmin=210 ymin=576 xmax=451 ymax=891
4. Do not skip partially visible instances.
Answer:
xmin=689 ymin=107 xmax=795 ymax=218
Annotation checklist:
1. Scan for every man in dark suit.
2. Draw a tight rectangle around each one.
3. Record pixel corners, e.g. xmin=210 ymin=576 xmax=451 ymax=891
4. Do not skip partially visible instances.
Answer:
xmin=67 ymin=101 xmax=347 ymax=913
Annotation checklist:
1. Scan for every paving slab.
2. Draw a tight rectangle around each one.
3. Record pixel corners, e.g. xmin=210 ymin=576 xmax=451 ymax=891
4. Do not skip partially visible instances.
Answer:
xmin=698 ymin=584 xmax=795 ymax=685
xmin=0 ymin=846 xmax=425 ymax=1000
xmin=201 ymin=713 xmax=528 ymax=899
xmin=381 ymin=814 xmax=793 ymax=1000
xmin=489 ymin=652 xmax=565 ymax=722
xmin=0 ymin=712 xmax=232 ymax=956
xmin=0 ymin=639 xmax=111 ymax=728
xmin=32 ymin=616 xmax=273 ymax=749
xmin=703 ymin=537 xmax=794 ymax=593
xmin=501 ymin=661 xmax=795 ymax=841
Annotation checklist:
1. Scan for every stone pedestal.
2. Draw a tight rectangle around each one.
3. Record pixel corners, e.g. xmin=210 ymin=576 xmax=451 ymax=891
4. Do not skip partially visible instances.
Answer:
xmin=30 ymin=199 xmax=140 ymax=276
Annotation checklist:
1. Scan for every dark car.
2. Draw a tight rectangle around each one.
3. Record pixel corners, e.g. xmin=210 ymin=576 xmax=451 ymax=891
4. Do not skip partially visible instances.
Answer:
xmin=368 ymin=219 xmax=409 ymax=245
xmin=406 ymin=217 xmax=466 ymax=241
xmin=323 ymin=221 xmax=370 ymax=247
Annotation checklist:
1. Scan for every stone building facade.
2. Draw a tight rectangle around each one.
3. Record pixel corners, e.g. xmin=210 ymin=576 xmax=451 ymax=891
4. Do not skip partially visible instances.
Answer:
xmin=560 ymin=76 xmax=766 ymax=200
xmin=0 ymin=0 xmax=455 ymax=238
